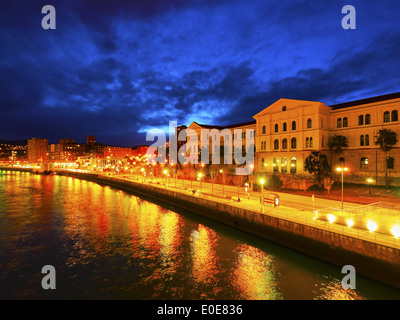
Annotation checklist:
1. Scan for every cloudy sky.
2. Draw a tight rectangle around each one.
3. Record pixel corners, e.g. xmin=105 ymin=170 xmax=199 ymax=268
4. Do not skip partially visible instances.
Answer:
xmin=1 ymin=0 xmax=399 ymax=146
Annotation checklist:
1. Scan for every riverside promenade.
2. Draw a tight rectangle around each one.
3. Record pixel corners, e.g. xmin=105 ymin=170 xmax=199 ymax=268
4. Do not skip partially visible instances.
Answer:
xmin=2 ymin=166 xmax=400 ymax=290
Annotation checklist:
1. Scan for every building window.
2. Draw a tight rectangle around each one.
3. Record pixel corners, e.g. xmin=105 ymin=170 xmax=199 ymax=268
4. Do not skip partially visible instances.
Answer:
xmin=337 ymin=118 xmax=342 ymax=128
xmin=307 ymin=118 xmax=312 ymax=128
xmin=292 ymin=121 xmax=296 ymax=130
xmin=358 ymin=115 xmax=364 ymax=125
xmin=281 ymin=157 xmax=287 ymax=173
xmin=261 ymin=157 xmax=264 ymax=168
xmin=274 ymin=139 xmax=279 ymax=150
xmin=343 ymin=117 xmax=348 ymax=127
xmin=291 ymin=137 xmax=297 ymax=149
xmin=310 ymin=137 xmax=313 ymax=148
xmin=392 ymin=110 xmax=398 ymax=122
xmin=290 ymin=157 xmax=297 ymax=174
xmin=365 ymin=134 xmax=369 ymax=146
xmin=282 ymin=106 xmax=287 ymax=111
xmin=384 ymin=111 xmax=390 ymax=123
xmin=360 ymin=135 xmax=365 ymax=146
xmin=365 ymin=114 xmax=371 ymax=125
xmin=282 ymin=138 xmax=288 ymax=149
xmin=275 ymin=124 xmax=279 ymax=132
xmin=306 ymin=137 xmax=309 ymax=148
xmin=387 ymin=157 xmax=394 ymax=169
xmin=360 ymin=157 xmax=368 ymax=169
xmin=273 ymin=158 xmax=279 ymax=172
xmin=262 ymin=125 xmax=266 ymax=134
xmin=283 ymin=122 xmax=287 ymax=132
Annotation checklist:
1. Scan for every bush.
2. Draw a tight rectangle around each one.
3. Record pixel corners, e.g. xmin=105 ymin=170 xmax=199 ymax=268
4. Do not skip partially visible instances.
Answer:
xmin=307 ymin=184 xmax=326 ymax=192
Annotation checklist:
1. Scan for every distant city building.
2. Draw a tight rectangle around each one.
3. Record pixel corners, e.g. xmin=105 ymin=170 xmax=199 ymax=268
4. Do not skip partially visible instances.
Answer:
xmin=104 ymin=146 xmax=134 ymax=158
xmin=27 ymin=138 xmax=48 ymax=162
xmin=87 ymin=135 xmax=96 ymax=145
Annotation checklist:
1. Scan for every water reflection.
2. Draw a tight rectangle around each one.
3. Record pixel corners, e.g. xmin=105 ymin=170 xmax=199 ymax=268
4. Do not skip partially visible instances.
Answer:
xmin=1 ymin=171 xmax=400 ymax=299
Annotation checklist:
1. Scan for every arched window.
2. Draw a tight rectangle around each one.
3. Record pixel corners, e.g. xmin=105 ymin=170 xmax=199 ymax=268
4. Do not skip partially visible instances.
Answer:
xmin=392 ymin=110 xmax=398 ymax=122
xmin=281 ymin=157 xmax=287 ymax=173
xmin=365 ymin=114 xmax=371 ymax=125
xmin=292 ymin=121 xmax=296 ymax=130
xmin=360 ymin=135 xmax=365 ymax=146
xmin=387 ymin=157 xmax=394 ymax=169
xmin=290 ymin=157 xmax=297 ymax=174
xmin=274 ymin=124 xmax=279 ymax=132
xmin=274 ymin=139 xmax=279 ymax=150
xmin=307 ymin=118 xmax=312 ymax=128
xmin=261 ymin=157 xmax=264 ymax=167
xmin=283 ymin=122 xmax=287 ymax=132
xmin=262 ymin=125 xmax=266 ymax=134
xmin=282 ymin=138 xmax=287 ymax=149
xmin=291 ymin=137 xmax=297 ymax=149
xmin=273 ymin=158 xmax=279 ymax=172
xmin=365 ymin=134 xmax=369 ymax=146
xmin=360 ymin=157 xmax=368 ymax=169
xmin=310 ymin=137 xmax=313 ymax=148
xmin=384 ymin=111 xmax=390 ymax=122
xmin=358 ymin=115 xmax=364 ymax=125
xmin=305 ymin=137 xmax=309 ymax=148
xmin=337 ymin=118 xmax=342 ymax=128
xmin=343 ymin=117 xmax=348 ymax=127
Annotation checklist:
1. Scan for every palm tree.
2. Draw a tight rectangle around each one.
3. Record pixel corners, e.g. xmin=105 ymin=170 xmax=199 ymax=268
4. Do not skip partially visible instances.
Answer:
xmin=375 ymin=129 xmax=398 ymax=187
xmin=304 ymin=151 xmax=331 ymax=186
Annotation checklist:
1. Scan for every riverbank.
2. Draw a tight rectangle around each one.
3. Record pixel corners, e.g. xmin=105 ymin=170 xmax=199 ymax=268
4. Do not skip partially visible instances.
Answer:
xmin=2 ymin=166 xmax=400 ymax=291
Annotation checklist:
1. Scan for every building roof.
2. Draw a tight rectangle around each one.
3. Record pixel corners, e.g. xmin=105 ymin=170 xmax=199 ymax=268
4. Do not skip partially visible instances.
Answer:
xmin=330 ymin=92 xmax=400 ymax=110
xmin=194 ymin=120 xmax=256 ymax=130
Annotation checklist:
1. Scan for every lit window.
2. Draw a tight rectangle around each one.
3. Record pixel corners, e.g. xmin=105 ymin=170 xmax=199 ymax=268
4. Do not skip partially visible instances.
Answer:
xmin=290 ymin=157 xmax=296 ymax=174
xmin=360 ymin=157 xmax=368 ymax=169
xmin=281 ymin=157 xmax=287 ymax=173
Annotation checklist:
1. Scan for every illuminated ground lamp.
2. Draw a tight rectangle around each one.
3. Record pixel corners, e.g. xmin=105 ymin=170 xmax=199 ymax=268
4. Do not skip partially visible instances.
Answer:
xmin=327 ymin=214 xmax=336 ymax=224
xmin=391 ymin=225 xmax=400 ymax=239
xmin=336 ymin=165 xmax=349 ymax=210
xmin=367 ymin=219 xmax=378 ymax=233
xmin=346 ymin=218 xmax=354 ymax=228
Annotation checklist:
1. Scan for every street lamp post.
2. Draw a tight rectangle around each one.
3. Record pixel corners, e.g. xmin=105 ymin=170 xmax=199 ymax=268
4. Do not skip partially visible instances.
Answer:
xmin=367 ymin=178 xmax=373 ymax=196
xmin=198 ymin=173 xmax=202 ymax=193
xmin=260 ymin=178 xmax=265 ymax=209
xmin=336 ymin=165 xmax=349 ymax=211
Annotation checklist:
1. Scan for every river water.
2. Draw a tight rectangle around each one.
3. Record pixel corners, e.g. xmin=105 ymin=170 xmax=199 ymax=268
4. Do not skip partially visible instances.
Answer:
xmin=1 ymin=170 xmax=399 ymax=300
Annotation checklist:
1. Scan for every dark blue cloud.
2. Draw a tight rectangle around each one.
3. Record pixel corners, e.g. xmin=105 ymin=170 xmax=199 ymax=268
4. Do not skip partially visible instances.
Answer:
xmin=0 ymin=0 xmax=399 ymax=146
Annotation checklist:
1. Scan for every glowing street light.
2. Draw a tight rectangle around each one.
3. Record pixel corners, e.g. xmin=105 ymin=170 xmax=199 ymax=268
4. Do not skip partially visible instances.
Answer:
xmin=336 ymin=165 xmax=349 ymax=210
xmin=260 ymin=178 xmax=265 ymax=208
xmin=367 ymin=178 xmax=374 ymax=196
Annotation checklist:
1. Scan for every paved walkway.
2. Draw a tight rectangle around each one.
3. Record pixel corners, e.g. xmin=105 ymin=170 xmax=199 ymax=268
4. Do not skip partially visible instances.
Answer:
xmin=98 ymin=172 xmax=400 ymax=250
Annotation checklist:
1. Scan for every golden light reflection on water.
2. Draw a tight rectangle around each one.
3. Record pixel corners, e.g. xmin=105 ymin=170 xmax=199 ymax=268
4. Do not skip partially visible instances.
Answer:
xmin=232 ymin=244 xmax=282 ymax=300
xmin=1 ymin=171 xmax=399 ymax=300
xmin=190 ymin=225 xmax=219 ymax=287
xmin=314 ymin=280 xmax=365 ymax=300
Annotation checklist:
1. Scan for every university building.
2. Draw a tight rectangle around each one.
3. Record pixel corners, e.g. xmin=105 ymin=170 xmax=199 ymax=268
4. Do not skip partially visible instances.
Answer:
xmin=181 ymin=92 xmax=400 ymax=186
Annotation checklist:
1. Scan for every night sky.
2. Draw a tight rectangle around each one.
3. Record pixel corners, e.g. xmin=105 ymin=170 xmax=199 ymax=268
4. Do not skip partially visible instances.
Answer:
xmin=1 ymin=0 xmax=399 ymax=147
